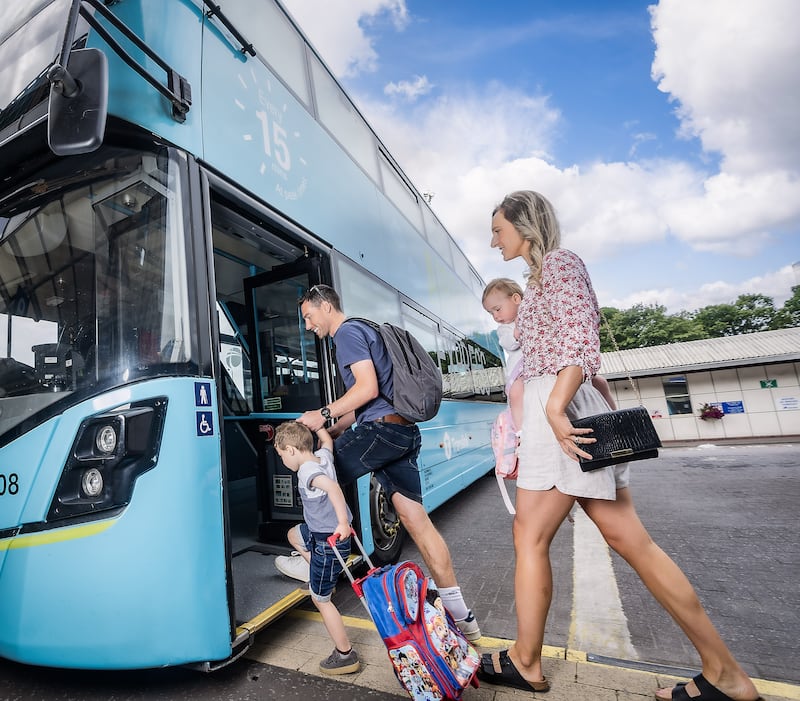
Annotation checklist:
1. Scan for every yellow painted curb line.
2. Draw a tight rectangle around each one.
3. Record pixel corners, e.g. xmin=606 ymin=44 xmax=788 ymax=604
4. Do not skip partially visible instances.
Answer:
xmin=290 ymin=610 xmax=800 ymax=699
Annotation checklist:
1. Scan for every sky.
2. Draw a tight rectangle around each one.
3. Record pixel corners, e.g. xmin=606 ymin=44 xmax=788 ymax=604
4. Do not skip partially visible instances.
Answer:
xmin=281 ymin=0 xmax=800 ymax=315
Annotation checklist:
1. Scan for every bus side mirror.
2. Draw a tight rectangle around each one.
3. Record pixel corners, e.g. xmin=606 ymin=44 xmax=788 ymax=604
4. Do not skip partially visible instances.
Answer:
xmin=47 ymin=48 xmax=109 ymax=156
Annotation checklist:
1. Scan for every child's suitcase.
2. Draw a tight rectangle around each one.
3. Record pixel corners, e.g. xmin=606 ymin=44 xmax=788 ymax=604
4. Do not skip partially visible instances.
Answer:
xmin=329 ymin=532 xmax=480 ymax=701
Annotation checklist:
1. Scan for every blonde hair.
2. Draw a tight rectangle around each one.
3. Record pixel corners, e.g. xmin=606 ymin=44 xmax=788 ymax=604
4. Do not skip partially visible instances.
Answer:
xmin=482 ymin=277 xmax=523 ymax=303
xmin=274 ymin=421 xmax=314 ymax=452
xmin=492 ymin=190 xmax=561 ymax=285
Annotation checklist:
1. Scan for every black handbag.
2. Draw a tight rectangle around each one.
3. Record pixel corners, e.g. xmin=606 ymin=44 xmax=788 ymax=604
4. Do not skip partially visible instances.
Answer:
xmin=572 ymin=310 xmax=662 ymax=472
xmin=572 ymin=406 xmax=661 ymax=471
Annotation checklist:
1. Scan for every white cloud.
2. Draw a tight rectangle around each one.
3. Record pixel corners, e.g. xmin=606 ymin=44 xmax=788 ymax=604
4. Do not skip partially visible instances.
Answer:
xmin=648 ymin=0 xmax=800 ymax=255
xmin=282 ymin=0 xmax=799 ymax=314
xmin=280 ymin=0 xmax=408 ymax=77
xmin=383 ymin=75 xmax=433 ymax=101
xmin=650 ymin=0 xmax=800 ymax=175
xmin=609 ymin=264 xmax=798 ymax=313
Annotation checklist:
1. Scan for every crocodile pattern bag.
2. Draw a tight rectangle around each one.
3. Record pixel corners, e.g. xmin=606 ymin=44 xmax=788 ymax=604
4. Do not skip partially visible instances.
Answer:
xmin=571 ymin=406 xmax=661 ymax=471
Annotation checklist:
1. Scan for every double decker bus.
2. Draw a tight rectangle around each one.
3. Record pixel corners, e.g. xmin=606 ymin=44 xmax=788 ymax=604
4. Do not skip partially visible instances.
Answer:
xmin=0 ymin=0 xmax=505 ymax=670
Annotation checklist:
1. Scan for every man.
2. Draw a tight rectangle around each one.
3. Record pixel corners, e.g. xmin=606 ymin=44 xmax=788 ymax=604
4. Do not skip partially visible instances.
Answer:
xmin=290 ymin=283 xmax=480 ymax=642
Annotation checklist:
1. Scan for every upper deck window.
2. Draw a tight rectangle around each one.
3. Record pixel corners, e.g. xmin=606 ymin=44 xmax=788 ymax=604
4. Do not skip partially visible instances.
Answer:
xmin=421 ymin=205 xmax=453 ymax=268
xmin=221 ymin=0 xmax=311 ymax=108
xmin=309 ymin=54 xmax=380 ymax=183
xmin=379 ymin=151 xmax=423 ymax=232
xmin=0 ymin=0 xmax=71 ymax=124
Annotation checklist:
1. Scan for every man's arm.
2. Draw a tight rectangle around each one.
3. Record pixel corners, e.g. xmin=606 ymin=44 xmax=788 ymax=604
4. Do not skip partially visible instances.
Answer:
xmin=298 ymin=358 xmax=379 ymax=431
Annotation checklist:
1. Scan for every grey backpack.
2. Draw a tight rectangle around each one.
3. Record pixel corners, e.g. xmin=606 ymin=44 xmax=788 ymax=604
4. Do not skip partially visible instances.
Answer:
xmin=346 ymin=318 xmax=443 ymax=423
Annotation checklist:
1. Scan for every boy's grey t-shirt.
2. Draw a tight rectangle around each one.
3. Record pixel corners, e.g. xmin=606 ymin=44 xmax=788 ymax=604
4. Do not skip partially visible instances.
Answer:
xmin=297 ymin=447 xmax=353 ymax=535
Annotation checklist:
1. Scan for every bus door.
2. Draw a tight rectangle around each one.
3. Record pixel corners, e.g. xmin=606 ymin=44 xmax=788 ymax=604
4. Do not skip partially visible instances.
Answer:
xmin=242 ymin=257 xmax=332 ymax=544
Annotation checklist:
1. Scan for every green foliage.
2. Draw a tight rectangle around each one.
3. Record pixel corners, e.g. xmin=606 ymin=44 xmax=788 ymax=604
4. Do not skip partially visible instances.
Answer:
xmin=599 ymin=289 xmax=797 ymax=351
xmin=772 ymin=285 xmax=800 ymax=329
xmin=599 ymin=304 xmax=703 ymax=351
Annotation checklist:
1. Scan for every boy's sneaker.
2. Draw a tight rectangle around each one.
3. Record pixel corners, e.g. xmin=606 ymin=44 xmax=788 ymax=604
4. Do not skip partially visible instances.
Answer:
xmin=275 ymin=553 xmax=310 ymax=582
xmin=319 ymin=647 xmax=360 ymax=675
xmin=456 ymin=610 xmax=481 ymax=641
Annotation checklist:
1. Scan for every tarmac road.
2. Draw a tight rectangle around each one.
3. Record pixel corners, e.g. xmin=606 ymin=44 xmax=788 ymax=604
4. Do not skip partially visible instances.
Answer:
xmin=0 ymin=442 xmax=797 ymax=700
xmin=389 ymin=441 xmax=800 ymax=685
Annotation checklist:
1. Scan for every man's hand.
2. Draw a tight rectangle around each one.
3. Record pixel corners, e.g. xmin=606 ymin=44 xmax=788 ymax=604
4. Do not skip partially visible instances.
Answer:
xmin=297 ymin=409 xmax=326 ymax=432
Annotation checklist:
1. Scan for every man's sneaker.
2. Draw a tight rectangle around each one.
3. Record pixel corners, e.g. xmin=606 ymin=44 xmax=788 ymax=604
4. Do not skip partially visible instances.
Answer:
xmin=275 ymin=553 xmax=310 ymax=583
xmin=319 ymin=647 xmax=360 ymax=675
xmin=456 ymin=610 xmax=481 ymax=642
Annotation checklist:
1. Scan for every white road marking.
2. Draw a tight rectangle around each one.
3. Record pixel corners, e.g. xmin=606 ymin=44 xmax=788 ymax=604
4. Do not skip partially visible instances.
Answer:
xmin=569 ymin=508 xmax=638 ymax=659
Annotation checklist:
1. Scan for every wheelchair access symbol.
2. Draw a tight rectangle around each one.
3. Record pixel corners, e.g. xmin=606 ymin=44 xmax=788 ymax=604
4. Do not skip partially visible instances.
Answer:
xmin=196 ymin=411 xmax=214 ymax=437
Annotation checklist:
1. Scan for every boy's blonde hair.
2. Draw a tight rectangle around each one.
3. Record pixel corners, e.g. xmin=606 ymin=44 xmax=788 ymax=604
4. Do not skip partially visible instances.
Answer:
xmin=482 ymin=277 xmax=523 ymax=303
xmin=274 ymin=421 xmax=314 ymax=452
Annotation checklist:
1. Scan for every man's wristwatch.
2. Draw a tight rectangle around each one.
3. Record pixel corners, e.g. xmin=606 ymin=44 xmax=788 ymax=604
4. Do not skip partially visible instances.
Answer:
xmin=320 ymin=406 xmax=332 ymax=422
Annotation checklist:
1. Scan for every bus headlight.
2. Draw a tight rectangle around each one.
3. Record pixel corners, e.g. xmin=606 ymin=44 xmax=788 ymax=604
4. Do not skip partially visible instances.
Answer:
xmin=47 ymin=397 xmax=168 ymax=523
xmin=81 ymin=468 xmax=104 ymax=497
xmin=95 ymin=425 xmax=118 ymax=454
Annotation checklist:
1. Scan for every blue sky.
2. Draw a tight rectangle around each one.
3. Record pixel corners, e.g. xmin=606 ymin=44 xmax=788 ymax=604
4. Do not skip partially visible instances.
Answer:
xmin=282 ymin=0 xmax=800 ymax=314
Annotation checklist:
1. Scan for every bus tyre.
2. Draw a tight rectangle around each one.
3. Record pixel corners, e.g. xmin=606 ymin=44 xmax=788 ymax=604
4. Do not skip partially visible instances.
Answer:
xmin=369 ymin=476 xmax=405 ymax=564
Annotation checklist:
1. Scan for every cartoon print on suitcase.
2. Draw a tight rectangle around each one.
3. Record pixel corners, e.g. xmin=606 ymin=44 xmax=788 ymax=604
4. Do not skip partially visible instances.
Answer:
xmin=358 ymin=561 xmax=480 ymax=701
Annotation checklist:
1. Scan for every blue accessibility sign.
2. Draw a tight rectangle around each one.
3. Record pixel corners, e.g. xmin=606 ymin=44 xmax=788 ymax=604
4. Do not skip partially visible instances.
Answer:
xmin=196 ymin=411 xmax=214 ymax=436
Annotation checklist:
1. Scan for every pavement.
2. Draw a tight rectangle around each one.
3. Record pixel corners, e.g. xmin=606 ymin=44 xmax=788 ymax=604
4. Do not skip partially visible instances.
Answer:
xmin=248 ymin=607 xmax=800 ymax=700
xmin=248 ymin=442 xmax=800 ymax=701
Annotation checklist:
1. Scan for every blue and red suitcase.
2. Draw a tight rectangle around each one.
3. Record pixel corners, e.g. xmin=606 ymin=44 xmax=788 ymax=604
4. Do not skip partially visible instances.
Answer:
xmin=329 ymin=532 xmax=480 ymax=701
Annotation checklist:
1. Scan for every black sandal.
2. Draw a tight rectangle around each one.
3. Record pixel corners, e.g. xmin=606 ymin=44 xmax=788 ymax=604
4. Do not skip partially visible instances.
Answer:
xmin=658 ymin=673 xmax=763 ymax=701
xmin=477 ymin=650 xmax=550 ymax=692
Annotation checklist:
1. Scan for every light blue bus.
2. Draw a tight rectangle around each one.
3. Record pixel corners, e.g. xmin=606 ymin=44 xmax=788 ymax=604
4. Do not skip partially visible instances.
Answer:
xmin=0 ymin=0 xmax=505 ymax=670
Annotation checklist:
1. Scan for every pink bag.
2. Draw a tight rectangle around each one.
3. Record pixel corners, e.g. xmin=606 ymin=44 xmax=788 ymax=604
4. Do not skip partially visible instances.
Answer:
xmin=491 ymin=408 xmax=518 ymax=514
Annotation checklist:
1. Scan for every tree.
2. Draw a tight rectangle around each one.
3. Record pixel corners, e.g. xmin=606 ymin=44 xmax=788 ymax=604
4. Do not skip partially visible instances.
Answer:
xmin=731 ymin=293 xmax=777 ymax=334
xmin=693 ymin=303 xmax=742 ymax=337
xmin=773 ymin=285 xmax=800 ymax=329
xmin=599 ymin=304 xmax=702 ymax=350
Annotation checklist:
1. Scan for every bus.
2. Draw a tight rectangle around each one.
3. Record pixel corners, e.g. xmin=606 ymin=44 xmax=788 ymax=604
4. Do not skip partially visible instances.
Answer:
xmin=0 ymin=0 xmax=506 ymax=671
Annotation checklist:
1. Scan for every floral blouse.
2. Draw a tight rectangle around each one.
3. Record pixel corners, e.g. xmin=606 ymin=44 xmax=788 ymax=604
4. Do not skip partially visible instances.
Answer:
xmin=517 ymin=248 xmax=601 ymax=380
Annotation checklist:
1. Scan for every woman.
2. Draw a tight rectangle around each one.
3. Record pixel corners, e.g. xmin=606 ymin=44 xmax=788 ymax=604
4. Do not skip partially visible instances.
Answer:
xmin=478 ymin=190 xmax=762 ymax=701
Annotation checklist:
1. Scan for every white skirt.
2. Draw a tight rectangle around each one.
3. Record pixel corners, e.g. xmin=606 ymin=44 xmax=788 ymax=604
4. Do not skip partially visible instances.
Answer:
xmin=517 ymin=376 xmax=630 ymax=500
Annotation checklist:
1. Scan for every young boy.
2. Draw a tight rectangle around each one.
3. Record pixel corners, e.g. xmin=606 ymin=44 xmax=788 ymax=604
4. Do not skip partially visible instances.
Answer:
xmin=272 ymin=421 xmax=360 ymax=675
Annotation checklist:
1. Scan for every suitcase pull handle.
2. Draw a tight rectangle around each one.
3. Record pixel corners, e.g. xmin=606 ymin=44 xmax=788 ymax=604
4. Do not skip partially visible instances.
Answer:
xmin=327 ymin=529 xmax=375 ymax=582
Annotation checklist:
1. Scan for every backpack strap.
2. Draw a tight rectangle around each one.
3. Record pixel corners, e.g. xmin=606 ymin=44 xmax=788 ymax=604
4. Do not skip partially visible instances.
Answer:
xmin=496 ymin=472 xmax=516 ymax=515
xmin=342 ymin=317 xmax=394 ymax=412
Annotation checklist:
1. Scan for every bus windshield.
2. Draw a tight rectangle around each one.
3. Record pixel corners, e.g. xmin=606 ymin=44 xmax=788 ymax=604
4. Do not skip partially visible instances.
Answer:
xmin=0 ymin=146 xmax=193 ymax=439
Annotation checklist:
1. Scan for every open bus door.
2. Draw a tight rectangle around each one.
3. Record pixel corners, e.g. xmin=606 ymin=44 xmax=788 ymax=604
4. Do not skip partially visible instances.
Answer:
xmin=218 ymin=254 xmax=336 ymax=651
xmin=242 ymin=256 xmax=332 ymax=543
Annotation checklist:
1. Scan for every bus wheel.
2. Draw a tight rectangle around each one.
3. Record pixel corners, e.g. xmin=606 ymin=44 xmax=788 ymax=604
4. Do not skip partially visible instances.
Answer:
xmin=369 ymin=476 xmax=405 ymax=564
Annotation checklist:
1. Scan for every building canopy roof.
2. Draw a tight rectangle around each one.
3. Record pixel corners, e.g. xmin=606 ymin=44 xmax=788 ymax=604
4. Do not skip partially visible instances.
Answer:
xmin=599 ymin=327 xmax=800 ymax=379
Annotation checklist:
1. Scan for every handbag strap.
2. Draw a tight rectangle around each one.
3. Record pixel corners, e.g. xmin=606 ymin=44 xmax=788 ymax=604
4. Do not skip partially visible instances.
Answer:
xmin=598 ymin=308 xmax=643 ymax=405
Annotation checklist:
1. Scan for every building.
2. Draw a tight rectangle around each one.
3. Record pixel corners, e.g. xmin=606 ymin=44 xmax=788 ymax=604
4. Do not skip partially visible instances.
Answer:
xmin=599 ymin=327 xmax=800 ymax=443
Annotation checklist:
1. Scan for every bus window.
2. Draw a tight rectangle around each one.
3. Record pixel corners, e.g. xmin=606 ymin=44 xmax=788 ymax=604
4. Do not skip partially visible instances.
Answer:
xmin=222 ymin=0 xmax=312 ymax=108
xmin=401 ymin=305 xmax=440 ymax=375
xmin=309 ymin=53 xmax=380 ymax=183
xmin=250 ymin=273 xmax=322 ymax=413
xmin=379 ymin=151 xmax=424 ymax=232
xmin=0 ymin=147 xmax=192 ymax=437
xmin=334 ymin=255 xmax=402 ymax=325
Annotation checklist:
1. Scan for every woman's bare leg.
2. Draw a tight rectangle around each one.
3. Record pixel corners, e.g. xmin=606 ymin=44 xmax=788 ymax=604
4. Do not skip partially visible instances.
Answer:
xmin=580 ymin=488 xmax=760 ymax=701
xmin=506 ymin=487 xmax=575 ymax=682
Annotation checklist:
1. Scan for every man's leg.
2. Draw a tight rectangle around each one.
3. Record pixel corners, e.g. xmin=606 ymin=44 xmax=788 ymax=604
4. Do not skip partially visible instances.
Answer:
xmin=392 ymin=491 xmax=481 ymax=640
xmin=391 ymin=492 xmax=456 ymax=587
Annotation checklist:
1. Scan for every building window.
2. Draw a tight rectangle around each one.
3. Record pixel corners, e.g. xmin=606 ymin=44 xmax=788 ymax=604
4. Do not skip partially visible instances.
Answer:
xmin=663 ymin=375 xmax=692 ymax=415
